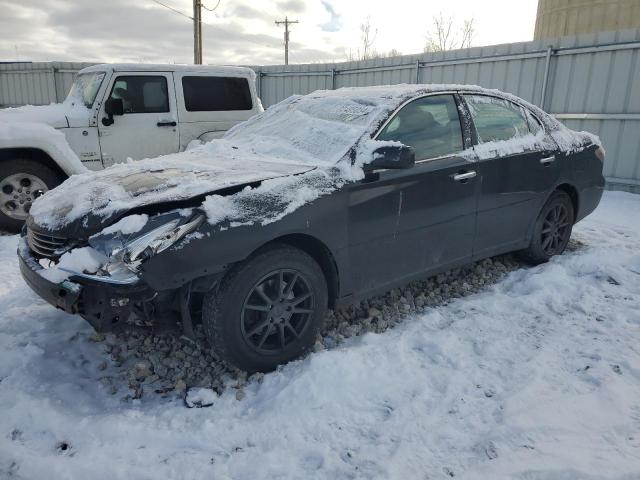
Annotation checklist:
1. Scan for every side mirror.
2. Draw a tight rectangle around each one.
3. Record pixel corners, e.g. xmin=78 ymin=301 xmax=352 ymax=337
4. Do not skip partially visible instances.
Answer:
xmin=102 ymin=98 xmax=124 ymax=126
xmin=365 ymin=144 xmax=415 ymax=171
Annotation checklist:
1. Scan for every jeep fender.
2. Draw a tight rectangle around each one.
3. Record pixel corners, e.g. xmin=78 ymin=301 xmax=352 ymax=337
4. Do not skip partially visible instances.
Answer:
xmin=0 ymin=122 xmax=88 ymax=176
xmin=197 ymin=131 xmax=226 ymax=144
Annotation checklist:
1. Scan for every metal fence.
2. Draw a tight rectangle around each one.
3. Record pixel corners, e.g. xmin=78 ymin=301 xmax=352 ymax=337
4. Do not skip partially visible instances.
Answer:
xmin=1 ymin=28 xmax=639 ymax=191
xmin=0 ymin=61 xmax=94 ymax=107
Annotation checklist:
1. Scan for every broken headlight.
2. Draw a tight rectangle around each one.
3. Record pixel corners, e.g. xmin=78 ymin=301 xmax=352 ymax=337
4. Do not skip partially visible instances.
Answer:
xmin=90 ymin=213 xmax=205 ymax=282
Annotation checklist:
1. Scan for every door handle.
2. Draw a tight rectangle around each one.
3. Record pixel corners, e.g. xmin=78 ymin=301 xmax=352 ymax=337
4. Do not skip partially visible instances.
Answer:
xmin=540 ymin=155 xmax=556 ymax=165
xmin=452 ymin=170 xmax=477 ymax=182
xmin=157 ymin=121 xmax=177 ymax=127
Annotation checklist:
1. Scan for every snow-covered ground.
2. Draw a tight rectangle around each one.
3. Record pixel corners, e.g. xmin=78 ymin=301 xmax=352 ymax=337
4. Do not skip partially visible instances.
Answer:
xmin=1 ymin=191 xmax=639 ymax=480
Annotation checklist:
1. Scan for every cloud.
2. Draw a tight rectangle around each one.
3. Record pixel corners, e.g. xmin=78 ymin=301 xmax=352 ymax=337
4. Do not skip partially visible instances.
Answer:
xmin=319 ymin=0 xmax=342 ymax=32
xmin=0 ymin=0 xmax=538 ymax=66
xmin=0 ymin=0 xmax=294 ymax=64
xmin=225 ymin=4 xmax=265 ymax=21
xmin=275 ymin=0 xmax=307 ymax=14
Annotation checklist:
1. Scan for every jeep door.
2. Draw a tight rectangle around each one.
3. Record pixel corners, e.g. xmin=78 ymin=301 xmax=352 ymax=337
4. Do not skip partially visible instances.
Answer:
xmin=98 ymin=72 xmax=179 ymax=167
xmin=346 ymin=93 xmax=479 ymax=295
xmin=173 ymin=73 xmax=258 ymax=150
xmin=462 ymin=94 xmax=560 ymax=259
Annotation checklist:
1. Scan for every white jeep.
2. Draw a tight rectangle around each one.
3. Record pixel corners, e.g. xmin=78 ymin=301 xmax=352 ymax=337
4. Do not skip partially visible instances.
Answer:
xmin=0 ymin=63 xmax=262 ymax=231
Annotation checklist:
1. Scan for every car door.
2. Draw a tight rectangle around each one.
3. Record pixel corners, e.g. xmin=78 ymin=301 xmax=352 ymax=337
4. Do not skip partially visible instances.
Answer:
xmin=462 ymin=94 xmax=560 ymax=259
xmin=98 ymin=72 xmax=179 ymax=167
xmin=346 ymin=93 xmax=479 ymax=295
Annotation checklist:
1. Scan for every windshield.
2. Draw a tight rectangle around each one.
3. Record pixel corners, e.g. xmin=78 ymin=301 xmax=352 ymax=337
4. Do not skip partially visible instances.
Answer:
xmin=224 ymin=91 xmax=394 ymax=166
xmin=65 ymin=72 xmax=105 ymax=108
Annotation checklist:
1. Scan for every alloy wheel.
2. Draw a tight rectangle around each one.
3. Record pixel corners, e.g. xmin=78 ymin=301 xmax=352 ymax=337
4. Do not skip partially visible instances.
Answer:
xmin=241 ymin=269 xmax=315 ymax=354
xmin=0 ymin=173 xmax=48 ymax=221
xmin=540 ymin=203 xmax=571 ymax=256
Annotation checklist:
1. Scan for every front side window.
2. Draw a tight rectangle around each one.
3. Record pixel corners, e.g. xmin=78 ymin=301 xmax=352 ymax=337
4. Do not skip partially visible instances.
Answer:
xmin=524 ymin=109 xmax=543 ymax=136
xmin=465 ymin=95 xmax=531 ymax=143
xmin=108 ymin=76 xmax=169 ymax=114
xmin=377 ymin=94 xmax=464 ymax=160
xmin=66 ymin=72 xmax=105 ymax=108
xmin=182 ymin=76 xmax=253 ymax=112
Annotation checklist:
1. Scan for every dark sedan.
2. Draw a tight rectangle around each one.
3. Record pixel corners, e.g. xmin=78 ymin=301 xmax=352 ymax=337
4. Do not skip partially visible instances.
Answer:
xmin=18 ymin=85 xmax=605 ymax=372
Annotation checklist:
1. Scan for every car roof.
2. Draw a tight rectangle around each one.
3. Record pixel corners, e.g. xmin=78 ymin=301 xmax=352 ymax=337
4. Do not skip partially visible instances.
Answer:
xmin=79 ymin=63 xmax=255 ymax=78
xmin=309 ymin=83 xmax=515 ymax=102
xmin=307 ymin=83 xmax=553 ymax=124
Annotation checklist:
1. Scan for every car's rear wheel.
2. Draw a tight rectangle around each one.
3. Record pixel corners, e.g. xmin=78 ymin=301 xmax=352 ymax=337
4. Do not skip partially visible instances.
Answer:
xmin=0 ymin=159 xmax=62 ymax=232
xmin=202 ymin=244 xmax=328 ymax=372
xmin=519 ymin=190 xmax=574 ymax=264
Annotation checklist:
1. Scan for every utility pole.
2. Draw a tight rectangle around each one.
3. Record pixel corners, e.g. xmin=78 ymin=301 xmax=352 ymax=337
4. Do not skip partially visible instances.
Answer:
xmin=275 ymin=16 xmax=299 ymax=65
xmin=193 ymin=0 xmax=202 ymax=64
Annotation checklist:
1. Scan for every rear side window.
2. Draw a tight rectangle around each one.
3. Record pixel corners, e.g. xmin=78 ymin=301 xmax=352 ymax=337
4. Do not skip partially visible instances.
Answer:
xmin=377 ymin=94 xmax=464 ymax=161
xmin=465 ymin=95 xmax=531 ymax=143
xmin=109 ymin=76 xmax=169 ymax=114
xmin=182 ymin=76 xmax=253 ymax=112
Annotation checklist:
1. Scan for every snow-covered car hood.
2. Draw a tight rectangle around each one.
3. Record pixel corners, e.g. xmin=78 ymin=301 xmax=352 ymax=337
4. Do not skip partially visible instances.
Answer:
xmin=29 ymin=149 xmax=316 ymax=234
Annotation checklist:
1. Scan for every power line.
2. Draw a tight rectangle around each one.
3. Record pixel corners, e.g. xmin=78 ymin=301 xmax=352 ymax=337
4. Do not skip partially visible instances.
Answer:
xmin=149 ymin=0 xmax=222 ymax=64
xmin=201 ymin=0 xmax=221 ymax=12
xmin=148 ymin=0 xmax=222 ymax=24
xmin=149 ymin=0 xmax=193 ymax=20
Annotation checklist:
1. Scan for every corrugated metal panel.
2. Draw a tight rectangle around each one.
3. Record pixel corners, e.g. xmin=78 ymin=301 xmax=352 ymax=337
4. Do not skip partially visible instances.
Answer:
xmin=535 ymin=0 xmax=640 ymax=40
xmin=0 ymin=61 xmax=94 ymax=107
xmin=1 ymin=29 xmax=639 ymax=190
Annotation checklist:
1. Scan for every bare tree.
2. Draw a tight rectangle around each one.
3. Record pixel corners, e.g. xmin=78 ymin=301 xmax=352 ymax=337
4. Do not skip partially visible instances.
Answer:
xmin=359 ymin=16 xmax=378 ymax=60
xmin=385 ymin=48 xmax=402 ymax=57
xmin=460 ymin=18 xmax=475 ymax=49
xmin=347 ymin=47 xmax=403 ymax=61
xmin=424 ymin=14 xmax=475 ymax=52
xmin=347 ymin=17 xmax=403 ymax=61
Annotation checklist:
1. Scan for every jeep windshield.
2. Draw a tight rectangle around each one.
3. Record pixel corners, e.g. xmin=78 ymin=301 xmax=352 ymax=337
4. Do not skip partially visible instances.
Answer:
xmin=65 ymin=72 xmax=106 ymax=108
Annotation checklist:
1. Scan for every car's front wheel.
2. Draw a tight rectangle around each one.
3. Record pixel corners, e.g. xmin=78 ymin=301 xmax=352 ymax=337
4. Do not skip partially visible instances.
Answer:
xmin=519 ymin=190 xmax=575 ymax=264
xmin=202 ymin=244 xmax=328 ymax=372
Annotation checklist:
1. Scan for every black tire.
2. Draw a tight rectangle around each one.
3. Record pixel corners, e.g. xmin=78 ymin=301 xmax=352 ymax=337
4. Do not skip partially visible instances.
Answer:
xmin=202 ymin=244 xmax=328 ymax=372
xmin=519 ymin=190 xmax=575 ymax=264
xmin=0 ymin=159 xmax=63 ymax=232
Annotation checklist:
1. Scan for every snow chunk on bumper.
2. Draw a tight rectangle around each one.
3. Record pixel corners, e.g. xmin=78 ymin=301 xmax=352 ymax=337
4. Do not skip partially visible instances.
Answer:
xmin=39 ymin=246 xmax=107 ymax=283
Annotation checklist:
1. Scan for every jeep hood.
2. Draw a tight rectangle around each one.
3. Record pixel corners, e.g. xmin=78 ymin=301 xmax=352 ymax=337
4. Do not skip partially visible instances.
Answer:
xmin=0 ymin=100 xmax=94 ymax=129
xmin=0 ymin=103 xmax=71 ymax=128
xmin=29 ymin=151 xmax=315 ymax=235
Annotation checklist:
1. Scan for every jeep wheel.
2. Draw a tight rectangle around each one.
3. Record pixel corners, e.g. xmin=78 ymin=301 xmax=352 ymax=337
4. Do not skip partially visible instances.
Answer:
xmin=202 ymin=244 xmax=328 ymax=372
xmin=0 ymin=159 xmax=63 ymax=232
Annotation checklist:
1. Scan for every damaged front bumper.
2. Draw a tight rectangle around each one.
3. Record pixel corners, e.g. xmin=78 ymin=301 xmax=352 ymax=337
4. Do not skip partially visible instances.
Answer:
xmin=18 ymin=237 xmax=83 ymax=314
xmin=18 ymin=236 xmax=159 ymax=332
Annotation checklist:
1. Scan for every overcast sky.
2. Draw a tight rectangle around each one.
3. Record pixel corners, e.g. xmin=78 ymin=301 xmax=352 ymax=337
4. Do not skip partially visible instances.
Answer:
xmin=1 ymin=0 xmax=539 ymax=65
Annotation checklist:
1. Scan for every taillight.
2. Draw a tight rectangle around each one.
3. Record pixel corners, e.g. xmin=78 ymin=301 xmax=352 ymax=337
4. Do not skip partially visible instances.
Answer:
xmin=595 ymin=146 xmax=605 ymax=162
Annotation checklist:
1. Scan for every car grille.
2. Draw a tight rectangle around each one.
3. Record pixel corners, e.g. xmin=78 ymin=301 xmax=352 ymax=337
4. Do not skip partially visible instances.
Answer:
xmin=26 ymin=227 xmax=73 ymax=260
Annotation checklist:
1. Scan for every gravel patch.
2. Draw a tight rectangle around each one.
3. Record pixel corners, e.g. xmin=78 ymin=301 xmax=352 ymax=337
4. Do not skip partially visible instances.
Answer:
xmin=78 ymin=240 xmax=585 ymax=402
